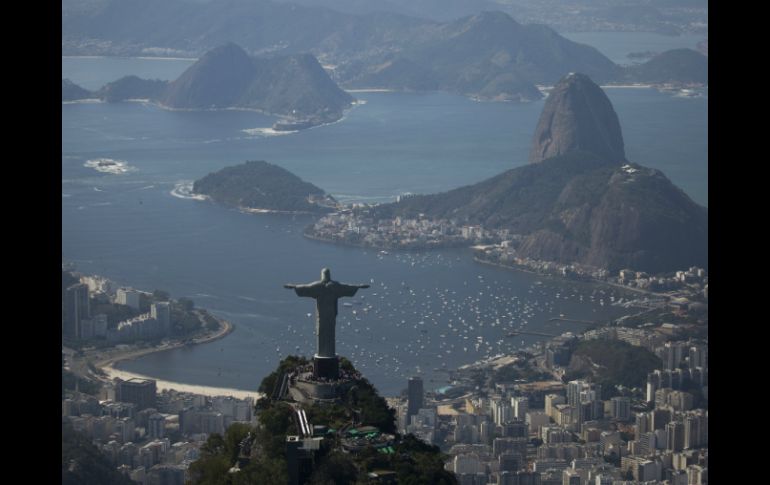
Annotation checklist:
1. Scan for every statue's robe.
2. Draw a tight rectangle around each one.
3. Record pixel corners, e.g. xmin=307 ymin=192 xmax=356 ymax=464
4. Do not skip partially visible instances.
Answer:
xmin=292 ymin=280 xmax=360 ymax=357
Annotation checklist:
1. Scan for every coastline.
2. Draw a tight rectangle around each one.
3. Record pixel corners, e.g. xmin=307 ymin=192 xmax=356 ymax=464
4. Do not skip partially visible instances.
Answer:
xmin=305 ymin=230 xmax=665 ymax=298
xmin=303 ymin=230 xmax=468 ymax=251
xmin=103 ymin=367 xmax=262 ymax=401
xmin=90 ymin=316 xmax=264 ymax=400
xmin=238 ymin=206 xmax=328 ymax=216
xmin=472 ymin=255 xmax=666 ymax=298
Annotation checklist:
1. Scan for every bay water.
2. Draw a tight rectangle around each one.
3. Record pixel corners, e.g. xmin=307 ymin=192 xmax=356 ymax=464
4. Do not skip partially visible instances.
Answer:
xmin=62 ymin=55 xmax=706 ymax=396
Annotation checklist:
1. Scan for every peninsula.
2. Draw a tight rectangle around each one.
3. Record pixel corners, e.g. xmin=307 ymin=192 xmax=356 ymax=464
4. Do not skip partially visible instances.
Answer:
xmin=306 ymin=73 xmax=707 ymax=275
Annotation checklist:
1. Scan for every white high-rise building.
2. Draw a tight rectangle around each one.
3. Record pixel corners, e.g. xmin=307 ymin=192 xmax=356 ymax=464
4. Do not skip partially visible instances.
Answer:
xmin=151 ymin=302 xmax=171 ymax=334
xmin=688 ymin=345 xmax=708 ymax=370
xmin=117 ymin=288 xmax=141 ymax=310
xmin=567 ymin=381 xmax=587 ymax=407
xmin=512 ymin=396 xmax=529 ymax=420
xmin=493 ymin=399 xmax=513 ymax=426
xmin=662 ymin=342 xmax=688 ymax=370
xmin=568 ymin=380 xmax=601 ymax=408
xmin=666 ymin=421 xmax=685 ymax=452
xmin=684 ymin=411 xmax=708 ymax=449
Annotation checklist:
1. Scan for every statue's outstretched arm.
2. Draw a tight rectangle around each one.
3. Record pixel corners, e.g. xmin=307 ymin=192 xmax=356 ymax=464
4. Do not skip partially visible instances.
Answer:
xmin=285 ymin=282 xmax=320 ymax=297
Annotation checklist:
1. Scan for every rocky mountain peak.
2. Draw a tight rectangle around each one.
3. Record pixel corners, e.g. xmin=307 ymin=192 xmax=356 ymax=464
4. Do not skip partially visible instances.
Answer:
xmin=529 ymin=72 xmax=625 ymax=164
xmin=164 ymin=42 xmax=256 ymax=109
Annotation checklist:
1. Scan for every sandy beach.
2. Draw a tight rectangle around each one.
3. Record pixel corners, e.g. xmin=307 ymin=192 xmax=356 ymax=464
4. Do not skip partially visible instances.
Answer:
xmin=89 ymin=316 xmax=265 ymax=401
xmin=102 ymin=365 xmax=263 ymax=401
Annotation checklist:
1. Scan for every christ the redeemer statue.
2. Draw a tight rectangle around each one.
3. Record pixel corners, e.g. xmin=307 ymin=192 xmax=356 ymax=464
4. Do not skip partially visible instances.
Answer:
xmin=284 ymin=268 xmax=369 ymax=379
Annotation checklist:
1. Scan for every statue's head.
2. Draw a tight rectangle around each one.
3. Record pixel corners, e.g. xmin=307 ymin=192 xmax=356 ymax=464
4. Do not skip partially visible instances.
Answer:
xmin=321 ymin=268 xmax=331 ymax=282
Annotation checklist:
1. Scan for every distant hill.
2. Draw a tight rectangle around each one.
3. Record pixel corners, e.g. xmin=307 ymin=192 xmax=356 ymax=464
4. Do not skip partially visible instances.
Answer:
xmin=369 ymin=73 xmax=707 ymax=273
xmin=62 ymin=0 xmax=427 ymax=60
xmin=624 ymin=48 xmax=708 ymax=84
xmin=163 ymin=43 xmax=259 ymax=109
xmin=272 ymin=0 xmax=502 ymax=22
xmin=185 ymin=355 xmax=454 ymax=484
xmin=348 ymin=11 xmax=620 ymax=100
xmin=96 ymin=75 xmax=169 ymax=102
xmin=566 ymin=339 xmax=663 ymax=393
xmin=233 ymin=52 xmax=355 ymax=120
xmin=91 ymin=43 xmax=355 ymax=122
xmin=63 ymin=2 xmax=626 ymax=100
xmin=192 ymin=160 xmax=336 ymax=213
xmin=62 ymin=79 xmax=93 ymax=101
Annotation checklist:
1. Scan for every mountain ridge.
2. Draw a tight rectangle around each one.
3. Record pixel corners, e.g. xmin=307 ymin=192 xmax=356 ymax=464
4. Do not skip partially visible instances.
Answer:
xmin=366 ymin=73 xmax=707 ymax=273
xmin=64 ymin=4 xmax=705 ymax=100
xmin=76 ymin=43 xmax=355 ymax=123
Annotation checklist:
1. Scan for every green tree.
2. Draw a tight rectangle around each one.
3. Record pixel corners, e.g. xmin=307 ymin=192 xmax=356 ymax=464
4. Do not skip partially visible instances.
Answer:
xmin=570 ymin=339 xmax=662 ymax=397
xmin=234 ymin=457 xmax=288 ymax=485
xmin=224 ymin=423 xmax=253 ymax=463
xmin=256 ymin=402 xmax=297 ymax=460
xmin=393 ymin=434 xmax=457 ymax=485
xmin=258 ymin=355 xmax=309 ymax=394
xmin=307 ymin=451 xmax=358 ymax=485
xmin=195 ymin=357 xmax=458 ymax=485
xmin=187 ymin=454 xmax=232 ymax=485
xmin=171 ymin=307 xmax=201 ymax=335
xmin=62 ymin=423 xmax=134 ymax=485
xmin=178 ymin=297 xmax=195 ymax=312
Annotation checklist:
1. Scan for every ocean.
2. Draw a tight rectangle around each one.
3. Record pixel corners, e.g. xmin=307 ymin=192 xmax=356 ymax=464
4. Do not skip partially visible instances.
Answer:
xmin=561 ymin=31 xmax=706 ymax=66
xmin=62 ymin=53 xmax=706 ymax=396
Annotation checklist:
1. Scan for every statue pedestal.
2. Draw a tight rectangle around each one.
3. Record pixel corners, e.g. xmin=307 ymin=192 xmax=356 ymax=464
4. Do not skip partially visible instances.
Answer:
xmin=313 ymin=355 xmax=339 ymax=380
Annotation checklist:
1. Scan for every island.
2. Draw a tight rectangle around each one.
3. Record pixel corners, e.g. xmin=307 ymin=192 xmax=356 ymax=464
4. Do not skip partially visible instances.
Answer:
xmin=192 ymin=160 xmax=338 ymax=214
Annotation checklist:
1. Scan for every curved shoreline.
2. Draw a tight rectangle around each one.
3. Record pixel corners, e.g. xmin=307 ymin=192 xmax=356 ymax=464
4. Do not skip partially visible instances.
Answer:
xmin=304 ymin=230 xmax=665 ymax=298
xmin=90 ymin=316 xmax=263 ymax=400
xmin=303 ymin=230 xmax=468 ymax=251
xmin=472 ymin=255 xmax=667 ymax=299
